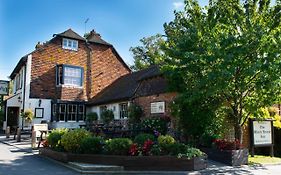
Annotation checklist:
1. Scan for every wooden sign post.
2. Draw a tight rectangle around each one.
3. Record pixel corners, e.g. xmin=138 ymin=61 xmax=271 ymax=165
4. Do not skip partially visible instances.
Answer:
xmin=249 ymin=118 xmax=274 ymax=157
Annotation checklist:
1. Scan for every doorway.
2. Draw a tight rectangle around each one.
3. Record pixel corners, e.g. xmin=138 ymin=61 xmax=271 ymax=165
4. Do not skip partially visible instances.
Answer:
xmin=7 ymin=107 xmax=19 ymax=132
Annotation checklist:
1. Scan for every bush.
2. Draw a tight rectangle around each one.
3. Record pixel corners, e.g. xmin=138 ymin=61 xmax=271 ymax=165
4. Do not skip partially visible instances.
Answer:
xmin=80 ymin=137 xmax=104 ymax=154
xmin=61 ymin=129 xmax=91 ymax=153
xmin=150 ymin=144 xmax=162 ymax=156
xmin=134 ymin=133 xmax=155 ymax=146
xmin=105 ymin=138 xmax=132 ymax=155
xmin=86 ymin=112 xmax=98 ymax=123
xmin=47 ymin=128 xmax=68 ymax=151
xmin=158 ymin=135 xmax=176 ymax=153
xmin=168 ymin=143 xmax=189 ymax=156
xmin=200 ymin=133 xmax=220 ymax=147
xmin=141 ymin=118 xmax=168 ymax=134
xmin=177 ymin=147 xmax=204 ymax=159
xmin=158 ymin=135 xmax=175 ymax=147
xmin=100 ymin=109 xmax=114 ymax=125
xmin=128 ymin=104 xmax=143 ymax=123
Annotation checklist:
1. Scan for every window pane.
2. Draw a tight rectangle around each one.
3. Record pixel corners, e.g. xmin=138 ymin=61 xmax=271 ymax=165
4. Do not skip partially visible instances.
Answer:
xmin=73 ymin=41 xmax=77 ymax=49
xmin=68 ymin=40 xmax=72 ymax=47
xmin=63 ymin=66 xmax=82 ymax=86
xmin=63 ymin=39 xmax=66 ymax=46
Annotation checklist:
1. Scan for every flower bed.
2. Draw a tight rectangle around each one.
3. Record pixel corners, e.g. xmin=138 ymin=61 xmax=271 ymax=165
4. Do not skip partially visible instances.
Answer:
xmin=41 ymin=128 xmax=207 ymax=171
xmin=201 ymin=139 xmax=248 ymax=166
xmin=39 ymin=148 xmax=207 ymax=171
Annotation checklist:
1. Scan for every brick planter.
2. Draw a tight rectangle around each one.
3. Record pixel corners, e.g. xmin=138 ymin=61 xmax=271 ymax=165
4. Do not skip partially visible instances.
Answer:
xmin=201 ymin=148 xmax=248 ymax=166
xmin=39 ymin=148 xmax=207 ymax=171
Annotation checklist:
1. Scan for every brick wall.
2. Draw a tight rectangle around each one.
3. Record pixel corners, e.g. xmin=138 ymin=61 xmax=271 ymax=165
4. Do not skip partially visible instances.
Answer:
xmin=30 ymin=37 xmax=130 ymax=101
xmin=88 ymin=44 xmax=130 ymax=97
xmin=133 ymin=92 xmax=177 ymax=119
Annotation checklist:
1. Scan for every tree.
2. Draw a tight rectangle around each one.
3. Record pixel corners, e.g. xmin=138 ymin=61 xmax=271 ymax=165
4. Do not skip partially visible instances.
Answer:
xmin=162 ymin=0 xmax=281 ymax=142
xmin=130 ymin=34 xmax=165 ymax=71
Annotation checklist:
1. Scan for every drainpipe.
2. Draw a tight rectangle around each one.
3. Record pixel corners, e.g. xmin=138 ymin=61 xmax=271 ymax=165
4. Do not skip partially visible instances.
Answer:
xmin=21 ymin=63 xmax=27 ymax=130
xmin=85 ymin=41 xmax=93 ymax=101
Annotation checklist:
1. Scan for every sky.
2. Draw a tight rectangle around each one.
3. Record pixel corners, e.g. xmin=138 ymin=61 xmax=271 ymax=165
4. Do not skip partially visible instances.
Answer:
xmin=0 ymin=0 xmax=208 ymax=80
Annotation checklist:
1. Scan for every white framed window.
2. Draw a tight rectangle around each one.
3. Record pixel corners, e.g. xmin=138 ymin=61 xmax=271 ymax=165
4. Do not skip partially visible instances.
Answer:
xmin=119 ymin=103 xmax=128 ymax=119
xmin=78 ymin=105 xmax=84 ymax=121
xmin=67 ymin=104 xmax=77 ymax=121
xmin=62 ymin=38 xmax=78 ymax=51
xmin=59 ymin=104 xmax=66 ymax=121
xmin=56 ymin=65 xmax=83 ymax=87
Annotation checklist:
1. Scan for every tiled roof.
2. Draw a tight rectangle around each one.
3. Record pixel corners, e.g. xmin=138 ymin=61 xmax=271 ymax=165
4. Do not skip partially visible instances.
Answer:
xmin=54 ymin=29 xmax=85 ymax=41
xmin=86 ymin=30 xmax=112 ymax=46
xmin=9 ymin=55 xmax=28 ymax=79
xmin=88 ymin=65 xmax=167 ymax=106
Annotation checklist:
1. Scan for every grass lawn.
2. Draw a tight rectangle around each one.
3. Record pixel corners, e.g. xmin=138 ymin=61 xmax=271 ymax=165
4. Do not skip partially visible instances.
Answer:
xmin=248 ymin=155 xmax=281 ymax=165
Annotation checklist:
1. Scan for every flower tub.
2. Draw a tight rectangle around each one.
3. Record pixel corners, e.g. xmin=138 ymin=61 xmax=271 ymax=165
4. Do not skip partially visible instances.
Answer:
xmin=201 ymin=139 xmax=248 ymax=166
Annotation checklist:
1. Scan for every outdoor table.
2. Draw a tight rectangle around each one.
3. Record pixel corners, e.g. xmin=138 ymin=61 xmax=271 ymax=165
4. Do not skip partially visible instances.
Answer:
xmin=37 ymin=130 xmax=50 ymax=148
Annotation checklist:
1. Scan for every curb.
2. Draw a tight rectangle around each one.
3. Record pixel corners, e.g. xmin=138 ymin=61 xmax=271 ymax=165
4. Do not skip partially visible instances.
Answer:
xmin=39 ymin=155 xmax=201 ymax=175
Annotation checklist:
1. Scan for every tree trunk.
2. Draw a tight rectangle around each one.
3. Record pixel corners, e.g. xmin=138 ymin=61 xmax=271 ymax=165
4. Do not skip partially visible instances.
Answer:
xmin=234 ymin=123 xmax=243 ymax=144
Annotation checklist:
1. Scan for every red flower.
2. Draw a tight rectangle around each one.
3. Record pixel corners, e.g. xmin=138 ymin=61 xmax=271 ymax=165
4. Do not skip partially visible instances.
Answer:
xmin=129 ymin=143 xmax=139 ymax=156
xmin=213 ymin=139 xmax=242 ymax=150
xmin=142 ymin=139 xmax=154 ymax=156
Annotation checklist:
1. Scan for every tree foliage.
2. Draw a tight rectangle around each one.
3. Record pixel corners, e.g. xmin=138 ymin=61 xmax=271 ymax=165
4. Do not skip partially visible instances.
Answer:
xmin=130 ymin=34 xmax=165 ymax=71
xmin=162 ymin=0 xmax=281 ymax=141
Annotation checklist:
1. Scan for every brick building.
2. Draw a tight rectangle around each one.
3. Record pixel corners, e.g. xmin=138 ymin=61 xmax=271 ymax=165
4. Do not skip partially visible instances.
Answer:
xmin=88 ymin=65 xmax=177 ymax=121
xmin=4 ymin=29 xmax=130 ymax=129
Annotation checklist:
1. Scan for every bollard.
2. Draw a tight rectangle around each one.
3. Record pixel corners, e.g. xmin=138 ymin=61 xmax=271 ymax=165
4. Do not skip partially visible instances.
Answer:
xmin=16 ymin=128 xmax=21 ymax=142
xmin=31 ymin=130 xmax=36 ymax=149
xmin=6 ymin=126 xmax=10 ymax=138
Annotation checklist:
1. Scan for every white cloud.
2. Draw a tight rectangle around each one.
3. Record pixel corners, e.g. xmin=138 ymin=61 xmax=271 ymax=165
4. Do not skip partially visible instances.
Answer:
xmin=173 ymin=1 xmax=184 ymax=10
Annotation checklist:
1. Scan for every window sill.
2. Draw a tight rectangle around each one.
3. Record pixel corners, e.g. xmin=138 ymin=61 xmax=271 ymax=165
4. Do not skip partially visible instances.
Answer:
xmin=56 ymin=85 xmax=83 ymax=89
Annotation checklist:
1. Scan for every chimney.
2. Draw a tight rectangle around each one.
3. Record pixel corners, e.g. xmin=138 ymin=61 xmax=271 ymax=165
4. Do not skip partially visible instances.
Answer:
xmin=86 ymin=29 xmax=101 ymax=40
xmin=35 ymin=42 xmax=43 ymax=50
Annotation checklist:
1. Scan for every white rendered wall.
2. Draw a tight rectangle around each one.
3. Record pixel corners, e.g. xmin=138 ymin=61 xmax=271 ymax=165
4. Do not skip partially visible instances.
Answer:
xmin=87 ymin=101 xmax=129 ymax=120
xmin=26 ymin=98 xmax=52 ymax=124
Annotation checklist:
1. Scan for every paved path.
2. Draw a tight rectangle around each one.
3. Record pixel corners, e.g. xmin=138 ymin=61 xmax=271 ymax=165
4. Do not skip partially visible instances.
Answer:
xmin=0 ymin=136 xmax=79 ymax=175
xmin=1 ymin=135 xmax=281 ymax=175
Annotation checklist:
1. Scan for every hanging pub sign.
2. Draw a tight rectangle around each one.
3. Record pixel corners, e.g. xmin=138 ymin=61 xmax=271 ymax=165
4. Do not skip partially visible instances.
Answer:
xmin=0 ymin=80 xmax=9 ymax=96
xmin=249 ymin=119 xmax=274 ymax=157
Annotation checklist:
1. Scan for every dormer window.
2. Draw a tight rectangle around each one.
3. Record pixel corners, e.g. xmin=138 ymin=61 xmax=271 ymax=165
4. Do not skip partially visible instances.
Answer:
xmin=62 ymin=38 xmax=78 ymax=51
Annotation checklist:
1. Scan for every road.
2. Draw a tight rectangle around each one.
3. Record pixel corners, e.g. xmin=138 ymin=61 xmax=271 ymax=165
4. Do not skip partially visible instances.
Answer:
xmin=0 ymin=142 xmax=79 ymax=175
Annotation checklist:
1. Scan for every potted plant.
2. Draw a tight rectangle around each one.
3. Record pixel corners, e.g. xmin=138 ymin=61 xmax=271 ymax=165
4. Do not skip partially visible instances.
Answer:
xmin=22 ymin=109 xmax=34 ymax=127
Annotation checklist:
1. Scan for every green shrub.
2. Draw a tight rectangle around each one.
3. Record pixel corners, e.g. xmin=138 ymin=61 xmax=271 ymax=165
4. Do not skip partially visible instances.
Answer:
xmin=128 ymin=104 xmax=143 ymax=123
xmin=105 ymin=138 xmax=133 ymax=155
xmin=134 ymin=133 xmax=155 ymax=146
xmin=47 ymin=128 xmax=68 ymax=151
xmin=167 ymin=143 xmax=189 ymax=156
xmin=86 ymin=112 xmax=98 ymax=123
xmin=158 ymin=135 xmax=176 ymax=153
xmin=141 ymin=118 xmax=168 ymax=134
xmin=61 ymin=129 xmax=91 ymax=153
xmin=200 ymin=133 xmax=220 ymax=147
xmin=100 ymin=109 xmax=114 ymax=125
xmin=150 ymin=144 xmax=162 ymax=156
xmin=158 ymin=135 xmax=175 ymax=147
xmin=177 ymin=147 xmax=204 ymax=159
xmin=80 ymin=136 xmax=104 ymax=154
